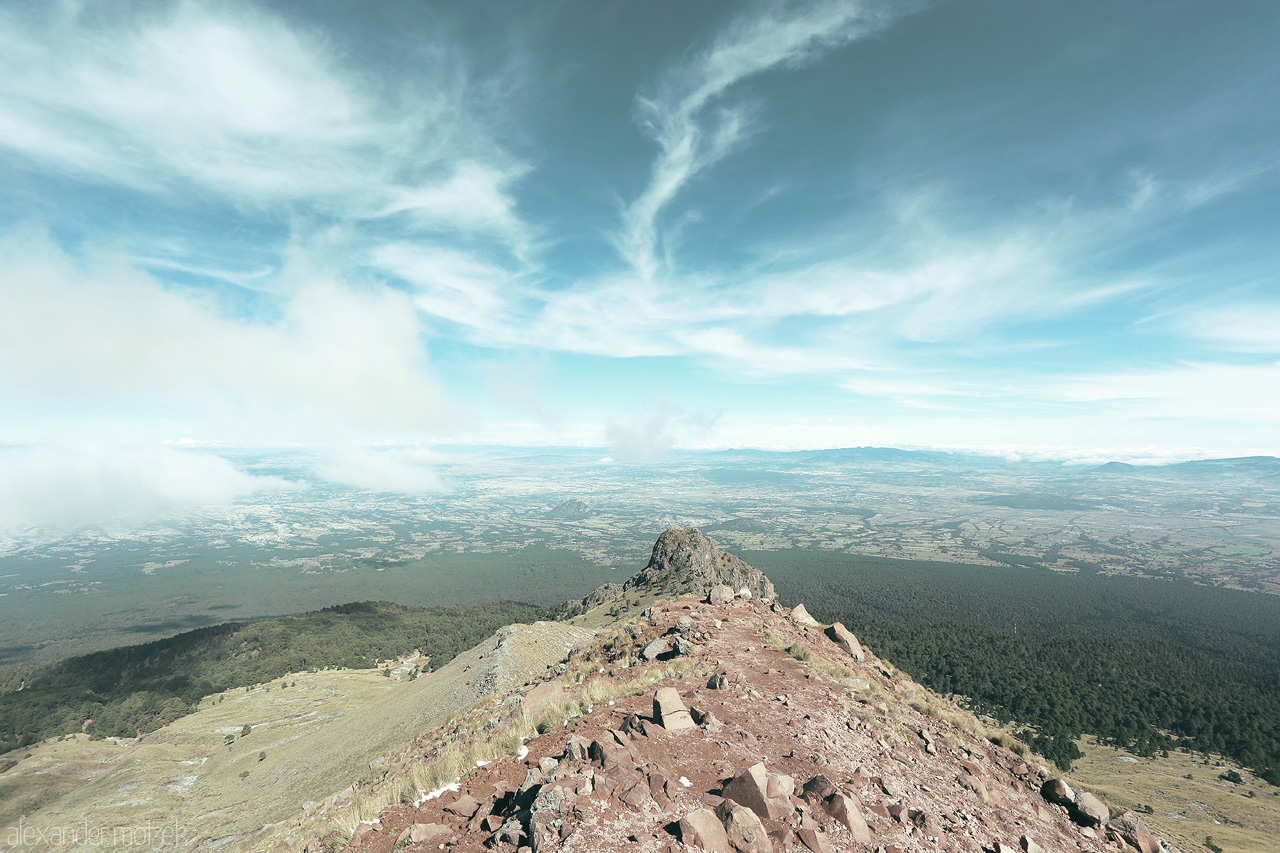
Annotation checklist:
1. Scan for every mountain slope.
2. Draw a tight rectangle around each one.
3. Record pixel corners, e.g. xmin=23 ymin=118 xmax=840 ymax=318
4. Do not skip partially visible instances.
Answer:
xmin=311 ymin=589 xmax=1173 ymax=853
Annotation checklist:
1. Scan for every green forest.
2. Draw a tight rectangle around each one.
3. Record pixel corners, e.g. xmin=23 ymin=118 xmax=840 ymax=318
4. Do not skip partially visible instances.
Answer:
xmin=0 ymin=599 xmax=545 ymax=754
xmin=751 ymin=549 xmax=1280 ymax=785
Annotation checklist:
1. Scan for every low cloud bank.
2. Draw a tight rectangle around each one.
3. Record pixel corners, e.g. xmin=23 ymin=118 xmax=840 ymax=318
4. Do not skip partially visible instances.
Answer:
xmin=0 ymin=442 xmax=297 ymax=534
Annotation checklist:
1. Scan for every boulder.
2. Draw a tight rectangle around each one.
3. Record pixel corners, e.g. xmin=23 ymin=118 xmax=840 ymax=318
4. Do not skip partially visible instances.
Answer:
xmin=959 ymin=773 xmax=992 ymax=804
xmin=709 ymin=584 xmax=735 ymax=605
xmin=640 ymin=637 xmax=668 ymax=661
xmin=563 ymin=735 xmax=592 ymax=762
xmin=1019 ymin=835 xmax=1043 ymax=853
xmin=766 ymin=773 xmax=794 ymax=801
xmin=1120 ymin=830 xmax=1162 ymax=853
xmin=795 ymin=828 xmax=833 ymax=853
xmin=736 ymin=587 xmax=752 ymax=599
xmin=492 ymin=818 xmax=523 ymax=846
xmin=652 ymin=687 xmax=696 ymax=732
xmin=1040 ymin=778 xmax=1075 ymax=806
xmin=1072 ymin=791 xmax=1109 ymax=827
xmin=679 ymin=807 xmax=733 ymax=853
xmin=408 ymin=824 xmax=450 ymax=846
xmin=824 ymin=622 xmax=865 ymax=662
xmin=789 ymin=604 xmax=822 ymax=627
xmin=707 ymin=674 xmax=728 ymax=690
xmin=827 ymin=793 xmax=872 ymax=843
xmin=801 ymin=775 xmax=836 ymax=804
xmin=721 ymin=763 xmax=774 ymax=821
xmin=350 ymin=823 xmax=379 ymax=846
xmin=1108 ymin=811 xmax=1149 ymax=835
xmin=716 ymin=800 xmax=774 ymax=853
xmin=443 ymin=793 xmax=481 ymax=818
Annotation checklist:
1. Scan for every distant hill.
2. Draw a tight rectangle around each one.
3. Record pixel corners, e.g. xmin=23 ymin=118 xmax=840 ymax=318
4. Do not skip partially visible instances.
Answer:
xmin=1092 ymin=461 xmax=1140 ymax=473
xmin=546 ymin=498 xmax=592 ymax=519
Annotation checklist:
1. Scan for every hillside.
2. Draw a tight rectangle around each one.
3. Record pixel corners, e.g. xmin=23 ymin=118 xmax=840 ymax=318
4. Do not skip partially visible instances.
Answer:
xmin=0 ymin=600 xmax=546 ymax=755
xmin=282 ymin=588 xmax=1195 ymax=853
xmin=250 ymin=528 xmax=1230 ymax=853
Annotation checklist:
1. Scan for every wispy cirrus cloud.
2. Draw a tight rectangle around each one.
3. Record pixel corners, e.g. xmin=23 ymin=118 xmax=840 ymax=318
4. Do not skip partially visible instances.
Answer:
xmin=0 ymin=0 xmax=531 ymax=250
xmin=615 ymin=0 xmax=909 ymax=281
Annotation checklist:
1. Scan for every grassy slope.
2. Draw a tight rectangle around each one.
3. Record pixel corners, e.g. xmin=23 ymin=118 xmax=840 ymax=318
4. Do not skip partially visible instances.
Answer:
xmin=1068 ymin=737 xmax=1280 ymax=853
xmin=1 ymin=619 xmax=596 ymax=853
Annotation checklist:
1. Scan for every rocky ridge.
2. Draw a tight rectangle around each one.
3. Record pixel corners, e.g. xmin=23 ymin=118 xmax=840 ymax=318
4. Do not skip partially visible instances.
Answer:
xmin=292 ymin=533 xmax=1178 ymax=853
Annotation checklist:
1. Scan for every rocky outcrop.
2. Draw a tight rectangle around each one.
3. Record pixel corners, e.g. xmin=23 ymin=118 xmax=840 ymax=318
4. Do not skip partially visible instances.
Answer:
xmin=326 ymin=587 xmax=1175 ymax=853
xmin=622 ymin=526 xmax=777 ymax=600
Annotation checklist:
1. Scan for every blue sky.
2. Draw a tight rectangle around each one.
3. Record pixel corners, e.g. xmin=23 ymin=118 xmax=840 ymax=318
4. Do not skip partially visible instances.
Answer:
xmin=1 ymin=0 xmax=1279 ymax=519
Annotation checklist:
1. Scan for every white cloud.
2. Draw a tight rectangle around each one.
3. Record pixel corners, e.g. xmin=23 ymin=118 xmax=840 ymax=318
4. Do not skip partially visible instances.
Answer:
xmin=371 ymin=242 xmax=516 ymax=334
xmin=0 ymin=232 xmax=449 ymax=440
xmin=0 ymin=442 xmax=295 ymax=534
xmin=605 ymin=400 xmax=722 ymax=461
xmin=313 ymin=446 xmax=448 ymax=494
xmin=1177 ymin=303 xmax=1280 ymax=353
xmin=0 ymin=1 xmax=529 ymax=247
xmin=1057 ymin=361 xmax=1280 ymax=423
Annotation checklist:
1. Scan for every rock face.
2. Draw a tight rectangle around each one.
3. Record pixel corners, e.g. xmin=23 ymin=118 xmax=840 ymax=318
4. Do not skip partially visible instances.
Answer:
xmin=623 ymin=526 xmax=777 ymax=600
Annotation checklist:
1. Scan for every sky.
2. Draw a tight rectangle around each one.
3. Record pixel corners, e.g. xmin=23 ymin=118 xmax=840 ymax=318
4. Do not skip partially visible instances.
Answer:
xmin=1 ymin=0 xmax=1279 ymax=523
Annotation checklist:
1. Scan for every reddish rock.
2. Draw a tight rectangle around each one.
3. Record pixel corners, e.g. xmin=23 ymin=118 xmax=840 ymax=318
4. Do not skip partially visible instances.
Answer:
xmin=827 ymin=792 xmax=872 ymax=843
xmin=443 ymin=793 xmax=481 ymax=818
xmin=960 ymin=772 xmax=992 ymax=804
xmin=1121 ymin=829 xmax=1163 ymax=853
xmin=1108 ymin=811 xmax=1149 ymax=835
xmin=1040 ymin=778 xmax=1075 ymax=806
xmin=716 ymin=800 xmax=774 ymax=853
xmin=710 ymin=584 xmax=735 ymax=605
xmin=722 ymin=763 xmax=774 ymax=821
xmin=679 ymin=807 xmax=733 ymax=853
xmin=1072 ymin=790 xmax=1109 ymax=827
xmin=722 ymin=763 xmax=791 ymax=822
xmin=349 ymin=823 xmax=379 ymax=846
xmin=800 ymin=774 xmax=836 ymax=804
xmin=795 ymin=827 xmax=834 ymax=853
xmin=653 ymin=687 xmax=696 ymax=732
xmin=766 ymin=773 xmax=794 ymax=801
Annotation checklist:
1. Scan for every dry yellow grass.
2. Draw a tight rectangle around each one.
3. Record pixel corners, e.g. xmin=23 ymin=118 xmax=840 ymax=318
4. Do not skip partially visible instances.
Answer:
xmin=1068 ymin=737 xmax=1280 ymax=853
xmin=3 ymin=620 xmax=593 ymax=853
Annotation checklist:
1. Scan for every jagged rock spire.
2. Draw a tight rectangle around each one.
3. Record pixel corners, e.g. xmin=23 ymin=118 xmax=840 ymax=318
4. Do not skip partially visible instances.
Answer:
xmin=622 ymin=526 xmax=777 ymax=601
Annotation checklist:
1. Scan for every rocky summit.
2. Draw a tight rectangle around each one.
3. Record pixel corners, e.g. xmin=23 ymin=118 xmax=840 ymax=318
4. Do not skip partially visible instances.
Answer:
xmin=291 ymin=533 xmax=1177 ymax=853
xmin=623 ymin=526 xmax=778 ymax=602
